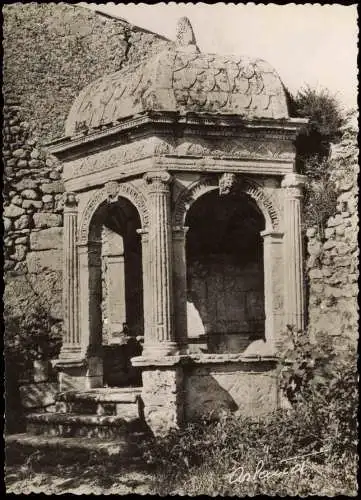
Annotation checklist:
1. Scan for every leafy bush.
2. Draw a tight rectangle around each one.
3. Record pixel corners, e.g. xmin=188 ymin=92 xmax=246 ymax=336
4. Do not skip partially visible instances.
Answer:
xmin=278 ymin=326 xmax=358 ymax=461
xmin=4 ymin=299 xmax=62 ymax=433
xmin=4 ymin=302 xmax=62 ymax=372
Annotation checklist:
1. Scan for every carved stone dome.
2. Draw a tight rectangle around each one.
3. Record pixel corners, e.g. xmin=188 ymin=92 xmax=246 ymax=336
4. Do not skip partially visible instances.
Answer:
xmin=65 ymin=17 xmax=289 ymax=137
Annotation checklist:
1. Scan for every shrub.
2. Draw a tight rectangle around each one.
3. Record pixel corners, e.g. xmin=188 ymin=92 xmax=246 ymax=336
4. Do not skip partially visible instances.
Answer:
xmin=4 ymin=300 xmax=62 ymax=433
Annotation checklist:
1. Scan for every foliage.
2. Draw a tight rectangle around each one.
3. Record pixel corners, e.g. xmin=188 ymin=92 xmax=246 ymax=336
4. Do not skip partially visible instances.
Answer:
xmin=287 ymin=85 xmax=355 ymax=237
xmin=4 ymin=301 xmax=62 ymax=369
xmin=278 ymin=326 xmax=358 ymax=461
xmin=291 ymin=85 xmax=346 ymax=167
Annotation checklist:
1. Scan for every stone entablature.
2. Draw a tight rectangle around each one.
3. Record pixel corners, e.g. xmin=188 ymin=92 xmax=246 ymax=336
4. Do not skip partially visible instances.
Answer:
xmin=48 ymin=17 xmax=308 ymax=435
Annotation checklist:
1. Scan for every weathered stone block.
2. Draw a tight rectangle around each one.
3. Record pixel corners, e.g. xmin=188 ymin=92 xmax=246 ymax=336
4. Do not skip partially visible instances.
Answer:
xmin=12 ymin=244 xmax=27 ymax=261
xmin=12 ymin=148 xmax=26 ymax=158
xmin=26 ymin=249 xmax=63 ymax=273
xmin=42 ymin=194 xmax=53 ymax=203
xmin=327 ymin=214 xmax=343 ymax=227
xmin=323 ymin=239 xmax=335 ymax=250
xmin=33 ymin=213 xmax=62 ymax=228
xmin=309 ymin=268 xmax=323 ymax=279
xmin=21 ymin=188 xmax=38 ymax=200
xmin=22 ymin=199 xmax=43 ymax=209
xmin=49 ymin=171 xmax=61 ymax=180
xmin=12 ymin=194 xmax=23 ymax=206
xmin=40 ymin=181 xmax=64 ymax=194
xmin=15 ymin=178 xmax=38 ymax=190
xmin=324 ymin=227 xmax=335 ymax=239
xmin=4 ymin=217 xmax=12 ymax=231
xmin=15 ymin=236 xmax=27 ymax=245
xmin=20 ymin=382 xmax=58 ymax=409
xmin=4 ymin=204 xmax=25 ymax=218
xmin=30 ymin=149 xmax=40 ymax=159
xmin=14 ymin=214 xmax=30 ymax=230
xmin=30 ymin=227 xmax=63 ymax=250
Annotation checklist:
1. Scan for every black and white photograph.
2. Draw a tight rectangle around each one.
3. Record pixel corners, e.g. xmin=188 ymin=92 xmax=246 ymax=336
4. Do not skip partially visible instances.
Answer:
xmin=3 ymin=2 xmax=358 ymax=495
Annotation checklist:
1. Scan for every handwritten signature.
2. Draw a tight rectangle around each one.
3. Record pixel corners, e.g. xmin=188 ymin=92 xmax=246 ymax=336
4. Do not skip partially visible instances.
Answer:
xmin=224 ymin=446 xmax=331 ymax=484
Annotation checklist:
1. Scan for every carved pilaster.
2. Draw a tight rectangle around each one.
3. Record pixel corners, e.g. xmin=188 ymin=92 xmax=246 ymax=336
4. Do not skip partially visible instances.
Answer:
xmin=137 ymin=228 xmax=150 ymax=341
xmin=60 ymin=192 xmax=80 ymax=358
xmin=261 ymin=230 xmax=284 ymax=351
xmin=281 ymin=174 xmax=306 ymax=331
xmin=173 ymin=226 xmax=189 ymax=351
xmin=143 ymin=171 xmax=177 ymax=355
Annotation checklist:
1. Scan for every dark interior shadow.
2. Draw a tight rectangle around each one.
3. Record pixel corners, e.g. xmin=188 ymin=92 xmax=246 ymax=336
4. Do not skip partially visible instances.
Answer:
xmin=185 ymin=191 xmax=266 ymax=354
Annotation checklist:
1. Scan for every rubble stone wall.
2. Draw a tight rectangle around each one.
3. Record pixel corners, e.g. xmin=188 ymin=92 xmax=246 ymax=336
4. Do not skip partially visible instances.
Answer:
xmin=306 ymin=126 xmax=358 ymax=351
xmin=3 ymin=3 xmax=171 ymax=319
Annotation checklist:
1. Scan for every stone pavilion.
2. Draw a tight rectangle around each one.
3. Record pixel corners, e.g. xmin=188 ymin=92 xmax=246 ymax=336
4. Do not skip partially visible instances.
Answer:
xmin=45 ymin=17 xmax=307 ymax=436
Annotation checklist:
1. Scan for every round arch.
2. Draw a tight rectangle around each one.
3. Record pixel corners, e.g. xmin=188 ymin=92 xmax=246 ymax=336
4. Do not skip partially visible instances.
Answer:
xmin=78 ymin=181 xmax=150 ymax=245
xmin=173 ymin=175 xmax=280 ymax=231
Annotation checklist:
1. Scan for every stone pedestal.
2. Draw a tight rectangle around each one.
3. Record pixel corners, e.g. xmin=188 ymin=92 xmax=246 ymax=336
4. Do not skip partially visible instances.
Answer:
xmin=141 ymin=366 xmax=184 ymax=436
xmin=132 ymin=356 xmax=184 ymax=436
xmin=282 ymin=174 xmax=306 ymax=331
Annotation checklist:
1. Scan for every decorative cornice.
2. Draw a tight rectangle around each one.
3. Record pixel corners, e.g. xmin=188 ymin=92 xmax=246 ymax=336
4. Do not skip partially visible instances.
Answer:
xmin=47 ymin=111 xmax=307 ymax=162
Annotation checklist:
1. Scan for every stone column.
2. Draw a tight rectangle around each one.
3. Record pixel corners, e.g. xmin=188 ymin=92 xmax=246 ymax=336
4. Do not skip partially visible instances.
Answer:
xmin=137 ymin=228 xmax=150 ymax=343
xmin=102 ymin=228 xmax=126 ymax=343
xmin=74 ymin=240 xmax=103 ymax=389
xmin=143 ymin=171 xmax=178 ymax=356
xmin=132 ymin=172 xmax=183 ymax=436
xmin=281 ymin=174 xmax=307 ymax=331
xmin=261 ymin=230 xmax=284 ymax=351
xmin=59 ymin=192 xmax=80 ymax=359
xmin=172 ymin=226 xmax=189 ymax=352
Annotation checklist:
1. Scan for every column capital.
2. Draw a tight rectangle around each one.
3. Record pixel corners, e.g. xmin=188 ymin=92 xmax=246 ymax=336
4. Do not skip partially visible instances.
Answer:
xmin=144 ymin=170 xmax=173 ymax=190
xmin=63 ymin=192 xmax=79 ymax=212
xmin=281 ymin=173 xmax=307 ymax=189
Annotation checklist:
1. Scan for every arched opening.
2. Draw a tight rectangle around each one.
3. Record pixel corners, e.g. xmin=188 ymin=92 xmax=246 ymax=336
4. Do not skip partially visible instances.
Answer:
xmin=185 ymin=190 xmax=265 ymax=354
xmin=89 ymin=197 xmax=143 ymax=386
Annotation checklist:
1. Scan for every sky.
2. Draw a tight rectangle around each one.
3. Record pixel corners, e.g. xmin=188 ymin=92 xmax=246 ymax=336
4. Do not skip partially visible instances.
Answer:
xmin=80 ymin=3 xmax=358 ymax=111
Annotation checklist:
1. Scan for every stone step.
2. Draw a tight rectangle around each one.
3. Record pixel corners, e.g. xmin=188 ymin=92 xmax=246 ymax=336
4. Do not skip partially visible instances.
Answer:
xmin=6 ymin=432 xmax=147 ymax=462
xmin=55 ymin=387 xmax=143 ymax=417
xmin=26 ymin=411 xmax=148 ymax=439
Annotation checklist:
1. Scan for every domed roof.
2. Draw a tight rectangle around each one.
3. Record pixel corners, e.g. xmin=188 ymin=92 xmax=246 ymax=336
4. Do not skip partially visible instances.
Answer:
xmin=65 ymin=17 xmax=289 ymax=137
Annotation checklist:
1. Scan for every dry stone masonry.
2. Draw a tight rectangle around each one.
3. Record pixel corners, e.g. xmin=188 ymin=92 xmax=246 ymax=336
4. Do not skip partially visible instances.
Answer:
xmin=307 ymin=124 xmax=358 ymax=351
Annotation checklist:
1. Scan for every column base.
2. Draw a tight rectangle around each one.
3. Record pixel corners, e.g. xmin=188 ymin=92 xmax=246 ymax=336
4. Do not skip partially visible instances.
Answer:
xmin=53 ymin=356 xmax=103 ymax=392
xmin=142 ymin=341 xmax=180 ymax=357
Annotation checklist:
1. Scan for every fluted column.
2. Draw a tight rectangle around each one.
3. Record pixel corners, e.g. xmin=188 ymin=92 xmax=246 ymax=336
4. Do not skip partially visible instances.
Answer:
xmin=172 ymin=226 xmax=189 ymax=352
xmin=60 ymin=192 xmax=80 ymax=359
xmin=143 ymin=171 xmax=177 ymax=355
xmin=281 ymin=174 xmax=307 ymax=331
